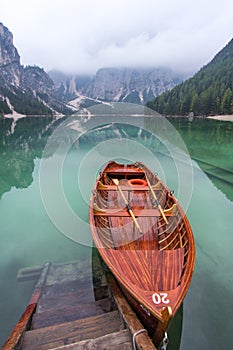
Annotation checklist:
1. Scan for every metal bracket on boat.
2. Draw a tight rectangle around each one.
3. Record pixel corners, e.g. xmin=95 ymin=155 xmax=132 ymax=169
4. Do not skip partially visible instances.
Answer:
xmin=163 ymin=203 xmax=177 ymax=215
xmin=93 ymin=203 xmax=106 ymax=213
xmin=97 ymin=181 xmax=109 ymax=190
xmin=151 ymin=181 xmax=161 ymax=190
xmin=161 ymin=332 xmax=169 ymax=350
xmin=132 ymin=329 xmax=148 ymax=350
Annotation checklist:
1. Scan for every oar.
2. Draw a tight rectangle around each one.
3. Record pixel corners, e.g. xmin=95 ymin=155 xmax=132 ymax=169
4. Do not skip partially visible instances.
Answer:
xmin=145 ymin=175 xmax=168 ymax=224
xmin=112 ymin=178 xmax=142 ymax=234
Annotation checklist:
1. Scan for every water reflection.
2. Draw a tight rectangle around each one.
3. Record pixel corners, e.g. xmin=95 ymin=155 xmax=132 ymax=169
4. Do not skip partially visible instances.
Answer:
xmin=145 ymin=117 xmax=233 ymax=201
xmin=1 ymin=116 xmax=232 ymax=201
xmin=0 ymin=116 xmax=66 ymax=198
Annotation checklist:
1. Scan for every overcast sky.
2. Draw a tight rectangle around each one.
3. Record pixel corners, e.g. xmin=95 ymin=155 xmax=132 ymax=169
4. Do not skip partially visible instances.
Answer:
xmin=1 ymin=0 xmax=233 ymax=76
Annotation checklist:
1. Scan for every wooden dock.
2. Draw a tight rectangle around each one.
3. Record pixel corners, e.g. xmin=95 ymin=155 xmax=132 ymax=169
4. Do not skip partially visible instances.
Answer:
xmin=3 ymin=254 xmax=156 ymax=350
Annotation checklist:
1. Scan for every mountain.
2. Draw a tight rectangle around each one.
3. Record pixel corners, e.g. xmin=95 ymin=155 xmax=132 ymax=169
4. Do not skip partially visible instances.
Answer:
xmin=147 ymin=39 xmax=233 ymax=116
xmin=0 ymin=23 xmax=73 ymax=116
xmin=50 ymin=67 xmax=182 ymax=106
xmin=80 ymin=67 xmax=182 ymax=104
xmin=0 ymin=22 xmax=183 ymax=115
xmin=48 ymin=70 xmax=91 ymax=101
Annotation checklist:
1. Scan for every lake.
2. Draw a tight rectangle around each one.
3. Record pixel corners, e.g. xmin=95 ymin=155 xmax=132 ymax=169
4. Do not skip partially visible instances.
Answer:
xmin=0 ymin=107 xmax=232 ymax=349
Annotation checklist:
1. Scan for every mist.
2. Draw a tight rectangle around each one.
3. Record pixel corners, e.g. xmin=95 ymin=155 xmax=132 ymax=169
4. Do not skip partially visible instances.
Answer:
xmin=1 ymin=0 xmax=233 ymax=76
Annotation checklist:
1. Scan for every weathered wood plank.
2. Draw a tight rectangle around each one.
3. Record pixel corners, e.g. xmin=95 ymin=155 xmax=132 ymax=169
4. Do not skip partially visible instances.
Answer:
xmin=37 ymin=278 xmax=108 ymax=305
xmin=22 ymin=310 xmax=123 ymax=350
xmin=41 ymin=279 xmax=94 ymax=299
xmin=45 ymin=261 xmax=92 ymax=286
xmin=31 ymin=298 xmax=114 ymax=329
xmin=50 ymin=330 xmax=132 ymax=350
xmin=37 ymin=291 xmax=94 ymax=313
xmin=17 ymin=265 xmax=43 ymax=281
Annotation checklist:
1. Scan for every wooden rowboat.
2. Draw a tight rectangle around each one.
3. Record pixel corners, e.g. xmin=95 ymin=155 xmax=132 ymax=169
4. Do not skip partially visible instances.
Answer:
xmin=89 ymin=161 xmax=195 ymax=347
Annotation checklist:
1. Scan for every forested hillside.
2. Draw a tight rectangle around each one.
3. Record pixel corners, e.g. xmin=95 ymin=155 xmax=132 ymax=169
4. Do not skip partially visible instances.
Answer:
xmin=147 ymin=39 xmax=233 ymax=116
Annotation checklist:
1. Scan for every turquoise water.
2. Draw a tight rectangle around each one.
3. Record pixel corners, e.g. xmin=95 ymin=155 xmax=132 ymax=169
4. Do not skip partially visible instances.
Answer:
xmin=0 ymin=113 xmax=232 ymax=349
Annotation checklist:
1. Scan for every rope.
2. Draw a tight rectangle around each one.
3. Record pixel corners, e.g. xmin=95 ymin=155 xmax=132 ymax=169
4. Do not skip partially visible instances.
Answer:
xmin=161 ymin=332 xmax=169 ymax=350
xmin=132 ymin=329 xmax=148 ymax=350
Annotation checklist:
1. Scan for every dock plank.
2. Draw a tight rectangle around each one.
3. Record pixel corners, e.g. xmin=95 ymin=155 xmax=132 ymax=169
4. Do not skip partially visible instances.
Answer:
xmin=42 ymin=279 xmax=92 ymax=297
xmin=37 ymin=291 xmax=94 ymax=313
xmin=4 ymin=256 xmax=159 ymax=350
xmin=17 ymin=265 xmax=43 ymax=281
xmin=22 ymin=310 xmax=123 ymax=350
xmin=45 ymin=261 xmax=92 ymax=286
xmin=32 ymin=298 xmax=114 ymax=329
xmin=50 ymin=330 xmax=132 ymax=350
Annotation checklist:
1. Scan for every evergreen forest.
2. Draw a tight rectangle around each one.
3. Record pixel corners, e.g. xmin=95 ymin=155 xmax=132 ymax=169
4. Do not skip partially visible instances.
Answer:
xmin=147 ymin=39 xmax=233 ymax=116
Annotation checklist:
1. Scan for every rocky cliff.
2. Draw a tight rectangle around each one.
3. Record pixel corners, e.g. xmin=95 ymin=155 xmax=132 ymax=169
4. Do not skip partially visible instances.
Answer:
xmin=0 ymin=23 xmax=73 ymax=115
xmin=0 ymin=23 xmax=21 ymax=86
xmin=51 ymin=67 xmax=182 ymax=105
xmin=81 ymin=67 xmax=182 ymax=104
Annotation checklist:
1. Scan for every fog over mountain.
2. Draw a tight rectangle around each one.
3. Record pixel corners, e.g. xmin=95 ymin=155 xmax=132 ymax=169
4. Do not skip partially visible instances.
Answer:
xmin=0 ymin=22 xmax=182 ymax=114
xmin=2 ymin=0 xmax=233 ymax=76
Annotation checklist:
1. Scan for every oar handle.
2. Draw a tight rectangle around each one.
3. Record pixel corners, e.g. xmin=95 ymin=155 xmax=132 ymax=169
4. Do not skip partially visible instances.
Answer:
xmin=128 ymin=208 xmax=142 ymax=233
xmin=158 ymin=204 xmax=168 ymax=224
xmin=145 ymin=174 xmax=168 ymax=224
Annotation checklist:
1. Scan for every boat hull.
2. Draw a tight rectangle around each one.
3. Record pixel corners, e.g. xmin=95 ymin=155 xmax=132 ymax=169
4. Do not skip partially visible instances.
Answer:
xmin=89 ymin=161 xmax=195 ymax=346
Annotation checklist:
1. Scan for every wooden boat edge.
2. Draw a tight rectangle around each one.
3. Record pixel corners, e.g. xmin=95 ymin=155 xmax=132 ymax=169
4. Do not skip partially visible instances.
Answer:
xmin=89 ymin=160 xmax=196 ymax=324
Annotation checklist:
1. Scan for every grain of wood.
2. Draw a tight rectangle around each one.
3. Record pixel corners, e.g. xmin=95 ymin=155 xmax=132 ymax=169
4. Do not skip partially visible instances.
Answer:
xmin=49 ymin=330 xmax=132 ymax=350
xmin=21 ymin=311 xmax=123 ymax=350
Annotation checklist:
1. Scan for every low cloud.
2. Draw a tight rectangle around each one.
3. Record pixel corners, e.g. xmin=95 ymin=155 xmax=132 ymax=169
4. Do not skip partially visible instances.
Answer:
xmin=1 ymin=0 xmax=233 ymax=76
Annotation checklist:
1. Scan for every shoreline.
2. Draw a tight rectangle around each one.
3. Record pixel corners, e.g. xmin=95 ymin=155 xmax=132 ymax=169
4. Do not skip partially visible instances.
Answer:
xmin=4 ymin=111 xmax=26 ymax=121
xmin=207 ymin=115 xmax=233 ymax=122
xmin=3 ymin=112 xmax=233 ymax=122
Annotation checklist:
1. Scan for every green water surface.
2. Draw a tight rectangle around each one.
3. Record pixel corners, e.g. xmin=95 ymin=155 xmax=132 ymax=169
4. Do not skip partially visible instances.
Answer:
xmin=0 ymin=114 xmax=232 ymax=349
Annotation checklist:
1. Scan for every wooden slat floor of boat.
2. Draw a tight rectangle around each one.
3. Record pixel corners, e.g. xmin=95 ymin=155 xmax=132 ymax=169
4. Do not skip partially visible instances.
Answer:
xmin=21 ymin=310 xmax=124 ymax=350
xmin=109 ymin=215 xmax=158 ymax=250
